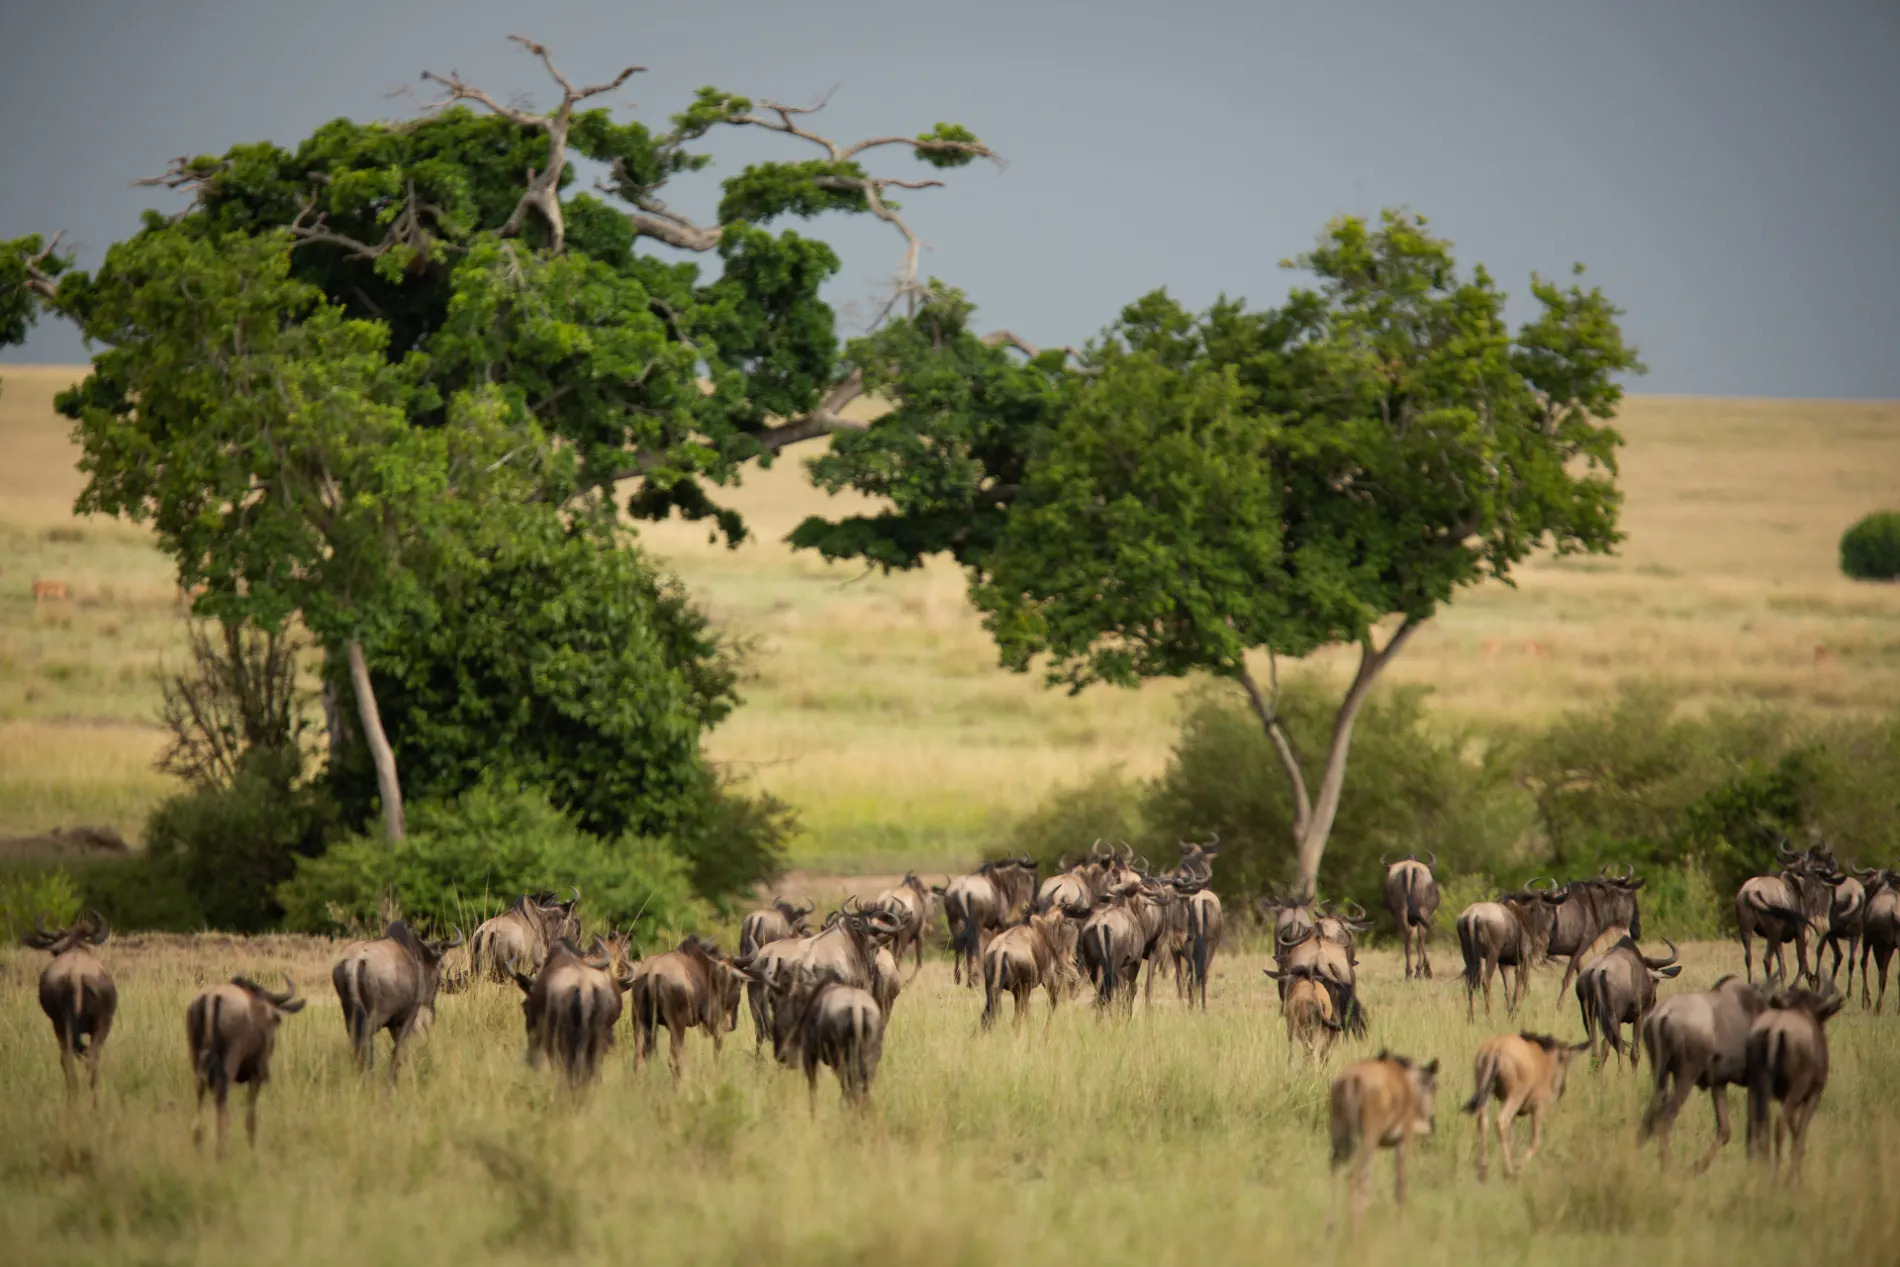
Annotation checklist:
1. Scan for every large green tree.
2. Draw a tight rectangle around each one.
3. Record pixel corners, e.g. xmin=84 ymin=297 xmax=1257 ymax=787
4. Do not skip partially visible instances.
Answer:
xmin=5 ymin=36 xmax=1003 ymax=858
xmin=794 ymin=211 xmax=1644 ymax=898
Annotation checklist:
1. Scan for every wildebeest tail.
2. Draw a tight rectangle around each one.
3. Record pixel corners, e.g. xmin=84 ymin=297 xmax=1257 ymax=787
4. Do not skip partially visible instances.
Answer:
xmin=634 ymin=976 xmax=660 ymax=1055
xmin=1637 ymin=1012 xmax=1672 ymax=1139
xmin=981 ymin=946 xmax=1007 ymax=1029
xmin=70 ymin=978 xmax=92 ymax=1055
xmin=1458 ymin=916 xmax=1481 ymax=991
xmin=1083 ymin=923 xmax=1116 ymax=1008
xmin=1403 ymin=870 xmax=1421 ymax=927
xmin=189 ymin=993 xmax=223 ymax=1085
xmin=1463 ymin=1048 xmax=1499 ymax=1114
xmin=1338 ymin=979 xmax=1369 ymax=1039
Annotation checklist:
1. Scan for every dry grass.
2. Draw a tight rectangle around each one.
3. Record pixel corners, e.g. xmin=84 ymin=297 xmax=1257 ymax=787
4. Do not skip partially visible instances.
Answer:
xmin=3 ymin=930 xmax=1897 ymax=1266
xmin=3 ymin=363 xmax=1898 ymax=866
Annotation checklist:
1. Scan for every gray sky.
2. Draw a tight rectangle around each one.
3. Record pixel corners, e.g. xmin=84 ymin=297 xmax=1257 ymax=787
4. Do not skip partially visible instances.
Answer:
xmin=3 ymin=0 xmax=1896 ymax=397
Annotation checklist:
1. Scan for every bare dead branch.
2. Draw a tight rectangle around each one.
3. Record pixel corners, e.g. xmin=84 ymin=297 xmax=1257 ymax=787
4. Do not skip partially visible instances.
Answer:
xmin=20 ymin=231 xmax=66 ymax=299
xmin=416 ymin=37 xmax=643 ymax=254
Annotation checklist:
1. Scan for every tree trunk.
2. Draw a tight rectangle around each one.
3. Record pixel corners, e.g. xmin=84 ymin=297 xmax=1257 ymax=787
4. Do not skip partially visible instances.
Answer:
xmin=1239 ymin=621 xmax=1422 ymax=902
xmin=345 ymin=639 xmax=404 ymax=843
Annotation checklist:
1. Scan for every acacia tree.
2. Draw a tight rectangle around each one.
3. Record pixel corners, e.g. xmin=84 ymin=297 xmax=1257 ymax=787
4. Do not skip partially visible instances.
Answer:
xmin=794 ymin=211 xmax=1644 ymax=898
xmin=6 ymin=36 xmax=1026 ymax=853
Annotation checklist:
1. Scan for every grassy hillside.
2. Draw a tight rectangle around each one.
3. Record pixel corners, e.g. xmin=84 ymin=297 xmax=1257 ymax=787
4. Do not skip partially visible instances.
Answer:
xmin=4 ymin=363 xmax=1898 ymax=868
xmin=3 ymin=935 xmax=1896 ymax=1266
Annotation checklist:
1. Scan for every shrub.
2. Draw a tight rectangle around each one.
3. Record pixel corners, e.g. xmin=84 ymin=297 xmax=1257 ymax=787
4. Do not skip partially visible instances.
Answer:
xmin=142 ymin=747 xmax=338 ymax=933
xmin=991 ymin=764 xmax=1149 ymax=874
xmin=277 ymin=777 xmax=706 ymax=948
xmin=1841 ymin=511 xmax=1900 ymax=581
xmin=677 ymin=778 xmax=796 ymax=914
xmin=0 ymin=867 xmax=81 ymax=942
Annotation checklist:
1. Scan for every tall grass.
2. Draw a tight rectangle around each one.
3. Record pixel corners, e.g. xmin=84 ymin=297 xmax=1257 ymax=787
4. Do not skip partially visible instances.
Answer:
xmin=3 ymin=933 xmax=1896 ymax=1265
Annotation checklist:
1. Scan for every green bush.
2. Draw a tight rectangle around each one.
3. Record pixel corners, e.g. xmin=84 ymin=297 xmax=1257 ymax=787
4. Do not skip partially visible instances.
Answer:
xmin=677 ymin=779 xmax=796 ymax=914
xmin=1137 ymin=681 xmax=1532 ymax=915
xmin=995 ymin=764 xmax=1148 ymax=872
xmin=143 ymin=748 xmax=338 ymax=933
xmin=0 ymin=868 xmax=81 ymax=942
xmin=1841 ymin=510 xmax=1900 ymax=581
xmin=277 ymin=777 xmax=706 ymax=948
xmin=0 ymin=858 xmax=205 ymax=935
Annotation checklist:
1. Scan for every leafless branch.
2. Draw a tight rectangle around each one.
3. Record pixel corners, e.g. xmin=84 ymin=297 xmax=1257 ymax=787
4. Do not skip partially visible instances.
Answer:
xmin=980 ymin=329 xmax=1090 ymax=366
xmin=19 ymin=231 xmax=66 ymax=299
xmin=416 ymin=35 xmax=643 ymax=254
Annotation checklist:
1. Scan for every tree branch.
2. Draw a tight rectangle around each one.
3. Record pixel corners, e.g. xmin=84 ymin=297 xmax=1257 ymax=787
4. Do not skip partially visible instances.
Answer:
xmin=417 ymin=36 xmax=643 ymax=254
xmin=20 ymin=231 xmax=66 ymax=299
xmin=1236 ymin=652 xmax=1312 ymax=837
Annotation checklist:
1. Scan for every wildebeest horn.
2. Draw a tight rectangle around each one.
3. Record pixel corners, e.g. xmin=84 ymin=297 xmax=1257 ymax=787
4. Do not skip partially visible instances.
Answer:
xmin=1378 ymin=852 xmax=1389 ymax=867
xmin=1276 ymin=924 xmax=1309 ymax=949
xmin=1619 ymin=861 xmax=1636 ymax=881
xmin=1058 ymin=854 xmax=1071 ymax=871
xmin=444 ymin=925 xmax=466 ymax=950
xmin=795 ymin=899 xmax=815 ymax=917
xmin=86 ymin=909 xmax=111 ymax=943
xmin=1119 ymin=841 xmax=1133 ymax=862
xmin=1344 ymin=899 xmax=1367 ymax=922
xmin=1645 ymin=938 xmax=1680 ymax=971
xmin=1203 ymin=831 xmax=1220 ymax=853
xmin=271 ymin=974 xmax=299 ymax=1006
xmin=32 ymin=913 xmax=51 ymax=939
xmin=1424 ymin=850 xmax=1437 ymax=870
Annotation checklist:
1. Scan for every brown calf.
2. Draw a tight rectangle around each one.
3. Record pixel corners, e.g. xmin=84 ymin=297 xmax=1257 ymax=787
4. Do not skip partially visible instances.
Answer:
xmin=1462 ymin=1031 xmax=1589 ymax=1179
xmin=1328 ymin=1051 xmax=1439 ymax=1234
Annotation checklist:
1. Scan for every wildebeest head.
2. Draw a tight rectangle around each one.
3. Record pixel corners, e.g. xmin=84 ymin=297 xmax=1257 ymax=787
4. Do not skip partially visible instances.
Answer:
xmin=1764 ymin=983 xmax=1846 ymax=1025
xmin=773 ymin=897 xmax=817 ymax=934
xmin=233 ymin=972 xmax=308 ymax=1016
xmin=1380 ymin=1050 xmax=1440 ymax=1136
xmin=22 ymin=909 xmax=110 ymax=954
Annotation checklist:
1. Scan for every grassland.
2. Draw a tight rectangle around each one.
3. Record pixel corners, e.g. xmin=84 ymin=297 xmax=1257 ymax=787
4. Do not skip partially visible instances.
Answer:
xmin=3 ymin=363 xmax=1899 ymax=870
xmin=4 ymin=932 xmax=1898 ymax=1266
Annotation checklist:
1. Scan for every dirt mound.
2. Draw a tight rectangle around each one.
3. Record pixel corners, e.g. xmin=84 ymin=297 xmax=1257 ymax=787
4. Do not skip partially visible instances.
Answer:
xmin=0 ymin=825 xmax=132 ymax=862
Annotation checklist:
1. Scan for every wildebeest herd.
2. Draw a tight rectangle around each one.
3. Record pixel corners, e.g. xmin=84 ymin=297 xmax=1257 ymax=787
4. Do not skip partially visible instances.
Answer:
xmin=18 ymin=837 xmax=1898 ymax=1231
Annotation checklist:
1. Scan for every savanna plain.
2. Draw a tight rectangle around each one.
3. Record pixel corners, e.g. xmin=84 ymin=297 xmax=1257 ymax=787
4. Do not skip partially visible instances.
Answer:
xmin=4 ymin=367 xmax=1900 ymax=1265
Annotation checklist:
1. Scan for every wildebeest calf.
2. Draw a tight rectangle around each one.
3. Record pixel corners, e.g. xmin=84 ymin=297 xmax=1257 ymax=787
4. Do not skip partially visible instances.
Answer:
xmin=22 ymin=911 xmax=116 ymax=1103
xmin=1462 ymin=1031 xmax=1589 ymax=1180
xmin=186 ymin=974 xmax=306 ymax=1155
xmin=1746 ymin=986 xmax=1844 ymax=1180
xmin=1264 ymin=963 xmax=1344 ymax=1064
xmin=1328 ymin=1051 xmax=1439 ymax=1235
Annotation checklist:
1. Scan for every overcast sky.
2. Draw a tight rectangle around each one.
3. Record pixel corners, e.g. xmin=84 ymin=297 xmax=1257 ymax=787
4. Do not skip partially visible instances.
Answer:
xmin=3 ymin=0 xmax=1895 ymax=397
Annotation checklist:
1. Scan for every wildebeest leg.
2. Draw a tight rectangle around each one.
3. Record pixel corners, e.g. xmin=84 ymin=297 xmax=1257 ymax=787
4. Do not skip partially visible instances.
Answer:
xmin=192 ymin=1076 xmax=209 ymax=1150
xmin=1694 ymin=1086 xmax=1733 ymax=1174
xmin=1522 ymin=1100 xmax=1546 ymax=1168
xmin=1645 ymin=1066 xmax=1691 ymax=1171
xmin=213 ymin=1077 xmax=231 ymax=1158
xmin=1787 ymin=1091 xmax=1818 ymax=1181
xmin=1875 ymin=945 xmax=1894 ymax=1014
xmin=87 ymin=1015 xmax=111 ymax=1107
xmin=1420 ymin=927 xmax=1432 ymax=979
xmin=1474 ymin=1099 xmax=1491 ymax=1182
xmin=1794 ymin=928 xmax=1817 ymax=990
xmin=1496 ymin=1092 xmax=1525 ymax=1177
xmin=1392 ymin=1136 xmax=1410 ymax=1207
xmin=245 ymin=1083 xmax=261 ymax=1150
xmin=53 ymin=1019 xmax=77 ymax=1099
xmin=1740 ymin=925 xmax=1755 ymax=984
xmin=1480 ymin=957 xmax=1495 ymax=1018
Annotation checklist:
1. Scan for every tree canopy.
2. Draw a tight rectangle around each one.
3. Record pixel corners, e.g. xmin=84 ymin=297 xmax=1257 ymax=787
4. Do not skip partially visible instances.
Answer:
xmin=792 ymin=211 xmax=1645 ymax=896
xmin=3 ymin=36 xmax=1001 ymax=895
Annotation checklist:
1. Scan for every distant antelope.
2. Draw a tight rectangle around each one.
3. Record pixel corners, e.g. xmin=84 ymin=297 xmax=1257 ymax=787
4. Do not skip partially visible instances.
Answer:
xmin=32 ymin=579 xmax=69 ymax=603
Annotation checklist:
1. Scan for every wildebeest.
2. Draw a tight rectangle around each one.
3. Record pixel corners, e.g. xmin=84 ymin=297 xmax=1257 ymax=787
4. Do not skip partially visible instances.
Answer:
xmin=1264 ymin=962 xmax=1344 ymax=1063
xmin=22 ymin=910 xmax=116 ymax=1102
xmin=332 ymin=919 xmax=462 ymax=1079
xmin=771 ymin=964 xmax=885 ymax=1113
xmin=1575 ymin=934 xmax=1681 ymax=1069
xmin=185 ymin=974 xmax=306 ymax=1153
xmin=1036 ymin=839 xmax=1125 ymax=914
xmin=1823 ymin=869 xmax=1870 ymax=995
xmin=1746 ymin=986 xmax=1845 ymax=1179
xmin=738 ymin=928 xmax=818 ymax=1054
xmin=1328 ymin=1051 xmax=1439 ymax=1233
xmin=868 ymin=873 xmax=938 ymax=972
xmin=1859 ymin=868 xmax=1900 ymax=1011
xmin=943 ymin=857 xmax=1038 ymax=987
xmin=1736 ymin=843 xmax=1841 ymax=987
xmin=511 ymin=938 xmax=635 ymax=1087
xmin=469 ymin=889 xmax=581 ymax=981
xmin=1462 ymin=1031 xmax=1589 ymax=1180
xmin=1080 ymin=883 xmax=1172 ymax=1012
xmin=1544 ymin=863 xmax=1645 ymax=999
xmin=1273 ymin=919 xmax=1368 ymax=1039
xmin=1637 ymin=974 xmax=1770 ymax=1170
xmin=1456 ymin=882 xmax=1563 ymax=1020
xmin=1174 ymin=876 xmax=1224 ymax=1010
xmin=1380 ymin=852 xmax=1440 ymax=980
xmin=981 ymin=904 xmax=1083 ymax=1029
xmin=739 ymin=897 xmax=814 ymax=959
xmin=629 ymin=935 xmax=747 ymax=1078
